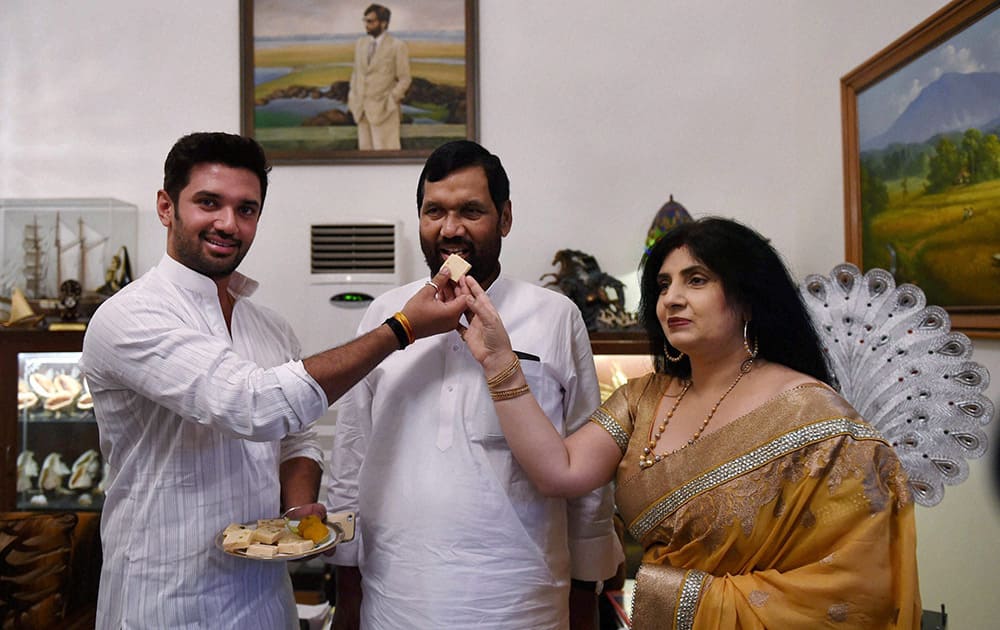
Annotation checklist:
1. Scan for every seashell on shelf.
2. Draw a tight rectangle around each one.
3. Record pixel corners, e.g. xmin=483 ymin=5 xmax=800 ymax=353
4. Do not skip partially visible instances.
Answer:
xmin=18 ymin=379 xmax=30 ymax=394
xmin=17 ymin=451 xmax=39 ymax=492
xmin=76 ymin=392 xmax=94 ymax=410
xmin=28 ymin=373 xmax=58 ymax=398
xmin=44 ymin=392 xmax=76 ymax=413
xmin=38 ymin=453 xmax=71 ymax=491
xmin=53 ymin=374 xmax=82 ymax=398
xmin=69 ymin=449 xmax=101 ymax=490
xmin=18 ymin=391 xmax=39 ymax=411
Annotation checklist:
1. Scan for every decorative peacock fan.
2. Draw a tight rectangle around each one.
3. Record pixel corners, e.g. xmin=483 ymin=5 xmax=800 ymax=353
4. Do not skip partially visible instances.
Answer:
xmin=800 ymin=263 xmax=994 ymax=507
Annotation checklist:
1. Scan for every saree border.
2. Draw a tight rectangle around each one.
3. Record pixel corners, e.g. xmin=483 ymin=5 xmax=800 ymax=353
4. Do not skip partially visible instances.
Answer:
xmin=628 ymin=418 xmax=884 ymax=540
xmin=590 ymin=407 xmax=630 ymax=453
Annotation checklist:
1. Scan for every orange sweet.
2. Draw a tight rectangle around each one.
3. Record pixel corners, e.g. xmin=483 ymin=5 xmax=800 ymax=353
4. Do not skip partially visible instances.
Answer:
xmin=298 ymin=515 xmax=327 ymax=543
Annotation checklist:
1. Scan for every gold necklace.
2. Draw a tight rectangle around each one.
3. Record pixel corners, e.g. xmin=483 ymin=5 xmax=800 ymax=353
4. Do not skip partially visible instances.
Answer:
xmin=639 ymin=359 xmax=754 ymax=470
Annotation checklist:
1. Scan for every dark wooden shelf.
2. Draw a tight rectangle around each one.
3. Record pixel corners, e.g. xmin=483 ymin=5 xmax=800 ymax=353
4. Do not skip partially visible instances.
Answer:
xmin=588 ymin=330 xmax=650 ymax=356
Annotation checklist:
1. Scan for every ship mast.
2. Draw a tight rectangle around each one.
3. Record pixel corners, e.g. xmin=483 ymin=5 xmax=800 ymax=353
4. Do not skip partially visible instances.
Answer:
xmin=78 ymin=216 xmax=86 ymax=291
xmin=56 ymin=211 xmax=63 ymax=289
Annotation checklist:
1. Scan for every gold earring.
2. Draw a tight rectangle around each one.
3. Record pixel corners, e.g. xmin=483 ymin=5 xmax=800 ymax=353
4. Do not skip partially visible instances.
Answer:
xmin=743 ymin=321 xmax=759 ymax=359
xmin=664 ymin=342 xmax=685 ymax=363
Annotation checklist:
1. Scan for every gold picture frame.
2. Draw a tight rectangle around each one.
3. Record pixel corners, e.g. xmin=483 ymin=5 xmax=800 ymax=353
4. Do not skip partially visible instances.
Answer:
xmin=240 ymin=0 xmax=478 ymax=164
xmin=841 ymin=0 xmax=1000 ymax=338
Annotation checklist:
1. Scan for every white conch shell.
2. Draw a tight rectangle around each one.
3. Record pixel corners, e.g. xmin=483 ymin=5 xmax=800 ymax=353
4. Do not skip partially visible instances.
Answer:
xmin=38 ymin=453 xmax=71 ymax=491
xmin=28 ymin=373 xmax=58 ymax=399
xmin=53 ymin=374 xmax=82 ymax=398
xmin=18 ymin=391 xmax=39 ymax=411
xmin=44 ymin=392 xmax=75 ymax=412
xmin=16 ymin=451 xmax=39 ymax=492
xmin=18 ymin=379 xmax=30 ymax=394
xmin=68 ymin=449 xmax=101 ymax=490
xmin=76 ymin=392 xmax=94 ymax=411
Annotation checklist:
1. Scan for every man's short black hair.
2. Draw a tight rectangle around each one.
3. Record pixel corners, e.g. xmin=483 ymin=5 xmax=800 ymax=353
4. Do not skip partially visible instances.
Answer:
xmin=416 ymin=140 xmax=510 ymax=214
xmin=163 ymin=132 xmax=271 ymax=208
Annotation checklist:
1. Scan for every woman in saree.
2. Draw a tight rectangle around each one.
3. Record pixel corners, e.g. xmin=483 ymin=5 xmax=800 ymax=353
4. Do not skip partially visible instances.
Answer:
xmin=457 ymin=217 xmax=920 ymax=629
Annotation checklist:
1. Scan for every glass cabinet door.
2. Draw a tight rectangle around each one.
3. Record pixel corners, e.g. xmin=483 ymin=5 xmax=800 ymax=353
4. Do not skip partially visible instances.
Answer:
xmin=17 ymin=350 xmax=103 ymax=511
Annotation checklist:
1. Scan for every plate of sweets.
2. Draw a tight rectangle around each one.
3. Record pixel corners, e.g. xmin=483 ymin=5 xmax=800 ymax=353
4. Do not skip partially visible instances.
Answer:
xmin=215 ymin=512 xmax=355 ymax=562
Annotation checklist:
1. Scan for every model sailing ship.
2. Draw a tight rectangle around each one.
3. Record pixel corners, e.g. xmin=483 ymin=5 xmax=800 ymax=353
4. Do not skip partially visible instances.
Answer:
xmin=2 ymin=208 xmax=133 ymax=325
xmin=56 ymin=212 xmax=109 ymax=294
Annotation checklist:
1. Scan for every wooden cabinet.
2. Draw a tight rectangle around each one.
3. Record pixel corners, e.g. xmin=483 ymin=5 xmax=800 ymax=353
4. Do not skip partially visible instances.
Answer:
xmin=590 ymin=331 xmax=654 ymax=403
xmin=0 ymin=329 xmax=99 ymax=513
xmin=1 ymin=328 xmax=101 ymax=626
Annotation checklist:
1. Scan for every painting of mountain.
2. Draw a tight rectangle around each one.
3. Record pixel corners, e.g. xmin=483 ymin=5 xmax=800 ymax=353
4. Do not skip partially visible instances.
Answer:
xmin=862 ymin=72 xmax=1000 ymax=151
xmin=850 ymin=2 xmax=1000 ymax=318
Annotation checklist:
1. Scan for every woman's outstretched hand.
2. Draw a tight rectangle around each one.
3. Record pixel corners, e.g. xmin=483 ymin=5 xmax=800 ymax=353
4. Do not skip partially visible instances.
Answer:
xmin=458 ymin=276 xmax=516 ymax=373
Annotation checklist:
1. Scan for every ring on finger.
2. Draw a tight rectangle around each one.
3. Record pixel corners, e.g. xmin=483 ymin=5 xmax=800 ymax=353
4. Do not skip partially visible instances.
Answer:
xmin=425 ymin=279 xmax=439 ymax=291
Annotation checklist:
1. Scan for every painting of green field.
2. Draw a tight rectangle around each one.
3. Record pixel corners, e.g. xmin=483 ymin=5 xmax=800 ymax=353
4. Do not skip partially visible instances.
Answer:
xmin=863 ymin=179 xmax=1000 ymax=306
xmin=253 ymin=40 xmax=465 ymax=98
xmin=251 ymin=38 xmax=467 ymax=151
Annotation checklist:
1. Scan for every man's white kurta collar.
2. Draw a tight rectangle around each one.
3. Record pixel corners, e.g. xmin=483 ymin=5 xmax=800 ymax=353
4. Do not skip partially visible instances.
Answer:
xmin=158 ymin=253 xmax=259 ymax=299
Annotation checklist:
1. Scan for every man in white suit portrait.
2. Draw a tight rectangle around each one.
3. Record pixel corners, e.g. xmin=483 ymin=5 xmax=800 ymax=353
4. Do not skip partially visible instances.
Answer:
xmin=348 ymin=4 xmax=412 ymax=150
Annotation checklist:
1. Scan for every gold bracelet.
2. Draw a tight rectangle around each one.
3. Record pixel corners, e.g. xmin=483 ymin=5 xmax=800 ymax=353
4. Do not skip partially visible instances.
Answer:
xmin=393 ymin=312 xmax=415 ymax=346
xmin=486 ymin=355 xmax=521 ymax=388
xmin=490 ymin=384 xmax=531 ymax=401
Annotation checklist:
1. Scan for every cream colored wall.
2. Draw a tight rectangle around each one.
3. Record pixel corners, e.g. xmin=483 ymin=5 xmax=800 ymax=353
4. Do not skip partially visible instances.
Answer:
xmin=2 ymin=1 xmax=997 ymax=626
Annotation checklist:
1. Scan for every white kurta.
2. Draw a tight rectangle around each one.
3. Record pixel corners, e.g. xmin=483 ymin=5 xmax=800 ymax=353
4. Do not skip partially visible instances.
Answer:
xmin=80 ymin=254 xmax=328 ymax=630
xmin=327 ymin=275 xmax=623 ymax=629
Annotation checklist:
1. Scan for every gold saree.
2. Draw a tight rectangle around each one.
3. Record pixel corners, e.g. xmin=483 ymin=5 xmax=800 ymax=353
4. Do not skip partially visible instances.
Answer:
xmin=591 ymin=376 xmax=920 ymax=629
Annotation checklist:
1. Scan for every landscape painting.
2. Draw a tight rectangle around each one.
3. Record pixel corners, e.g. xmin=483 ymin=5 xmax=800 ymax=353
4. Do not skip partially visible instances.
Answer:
xmin=240 ymin=0 xmax=477 ymax=163
xmin=843 ymin=0 xmax=1000 ymax=336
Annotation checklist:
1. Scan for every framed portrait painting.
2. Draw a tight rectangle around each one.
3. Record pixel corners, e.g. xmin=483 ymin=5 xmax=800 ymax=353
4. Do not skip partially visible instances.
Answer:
xmin=842 ymin=0 xmax=1000 ymax=338
xmin=240 ymin=0 xmax=478 ymax=164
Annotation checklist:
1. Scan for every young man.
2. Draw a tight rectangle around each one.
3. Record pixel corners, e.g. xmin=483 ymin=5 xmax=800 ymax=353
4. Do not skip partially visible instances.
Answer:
xmin=327 ymin=140 xmax=623 ymax=629
xmin=80 ymin=132 xmax=464 ymax=629
xmin=347 ymin=3 xmax=411 ymax=150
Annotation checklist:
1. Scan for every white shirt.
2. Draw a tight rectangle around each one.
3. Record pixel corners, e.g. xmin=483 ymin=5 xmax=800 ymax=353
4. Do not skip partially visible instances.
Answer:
xmin=327 ymin=276 xmax=623 ymax=630
xmin=80 ymin=254 xmax=328 ymax=630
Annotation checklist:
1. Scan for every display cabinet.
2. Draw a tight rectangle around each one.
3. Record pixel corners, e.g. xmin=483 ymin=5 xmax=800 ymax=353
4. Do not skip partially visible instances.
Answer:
xmin=0 ymin=197 xmax=138 ymax=301
xmin=0 ymin=329 xmax=101 ymax=512
xmin=590 ymin=331 xmax=652 ymax=402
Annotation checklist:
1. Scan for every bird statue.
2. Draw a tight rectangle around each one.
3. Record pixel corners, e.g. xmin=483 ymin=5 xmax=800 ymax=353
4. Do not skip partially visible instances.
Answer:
xmin=800 ymin=263 xmax=993 ymax=507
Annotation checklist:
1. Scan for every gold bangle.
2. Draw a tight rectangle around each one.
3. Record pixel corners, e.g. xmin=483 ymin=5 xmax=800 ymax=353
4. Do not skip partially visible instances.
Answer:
xmin=393 ymin=312 xmax=415 ymax=346
xmin=486 ymin=355 xmax=521 ymax=388
xmin=490 ymin=384 xmax=531 ymax=401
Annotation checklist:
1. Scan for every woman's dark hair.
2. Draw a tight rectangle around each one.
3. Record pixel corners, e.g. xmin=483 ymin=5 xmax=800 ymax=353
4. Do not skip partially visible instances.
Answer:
xmin=637 ymin=216 xmax=831 ymax=383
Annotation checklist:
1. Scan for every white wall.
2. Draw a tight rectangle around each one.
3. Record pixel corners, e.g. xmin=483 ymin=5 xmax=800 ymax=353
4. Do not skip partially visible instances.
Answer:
xmin=2 ymin=1 xmax=998 ymax=626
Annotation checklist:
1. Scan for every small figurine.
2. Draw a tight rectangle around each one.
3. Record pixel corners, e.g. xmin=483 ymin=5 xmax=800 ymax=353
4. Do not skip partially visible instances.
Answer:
xmin=540 ymin=249 xmax=633 ymax=332
xmin=17 ymin=450 xmax=39 ymax=492
xmin=38 ymin=452 xmax=71 ymax=492
xmin=97 ymin=246 xmax=134 ymax=296
xmin=69 ymin=449 xmax=101 ymax=490
xmin=58 ymin=279 xmax=82 ymax=321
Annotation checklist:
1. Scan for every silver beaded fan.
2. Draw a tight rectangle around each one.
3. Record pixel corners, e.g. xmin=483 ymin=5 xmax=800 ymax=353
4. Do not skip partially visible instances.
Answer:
xmin=800 ymin=263 xmax=994 ymax=507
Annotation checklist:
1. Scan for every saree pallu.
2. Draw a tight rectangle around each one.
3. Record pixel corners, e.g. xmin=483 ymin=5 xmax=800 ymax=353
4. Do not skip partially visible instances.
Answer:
xmin=592 ymin=376 xmax=920 ymax=629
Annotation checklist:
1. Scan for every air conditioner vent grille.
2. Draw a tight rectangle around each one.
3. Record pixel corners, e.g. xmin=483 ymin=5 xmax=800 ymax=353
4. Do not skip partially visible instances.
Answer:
xmin=310 ymin=223 xmax=396 ymax=274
